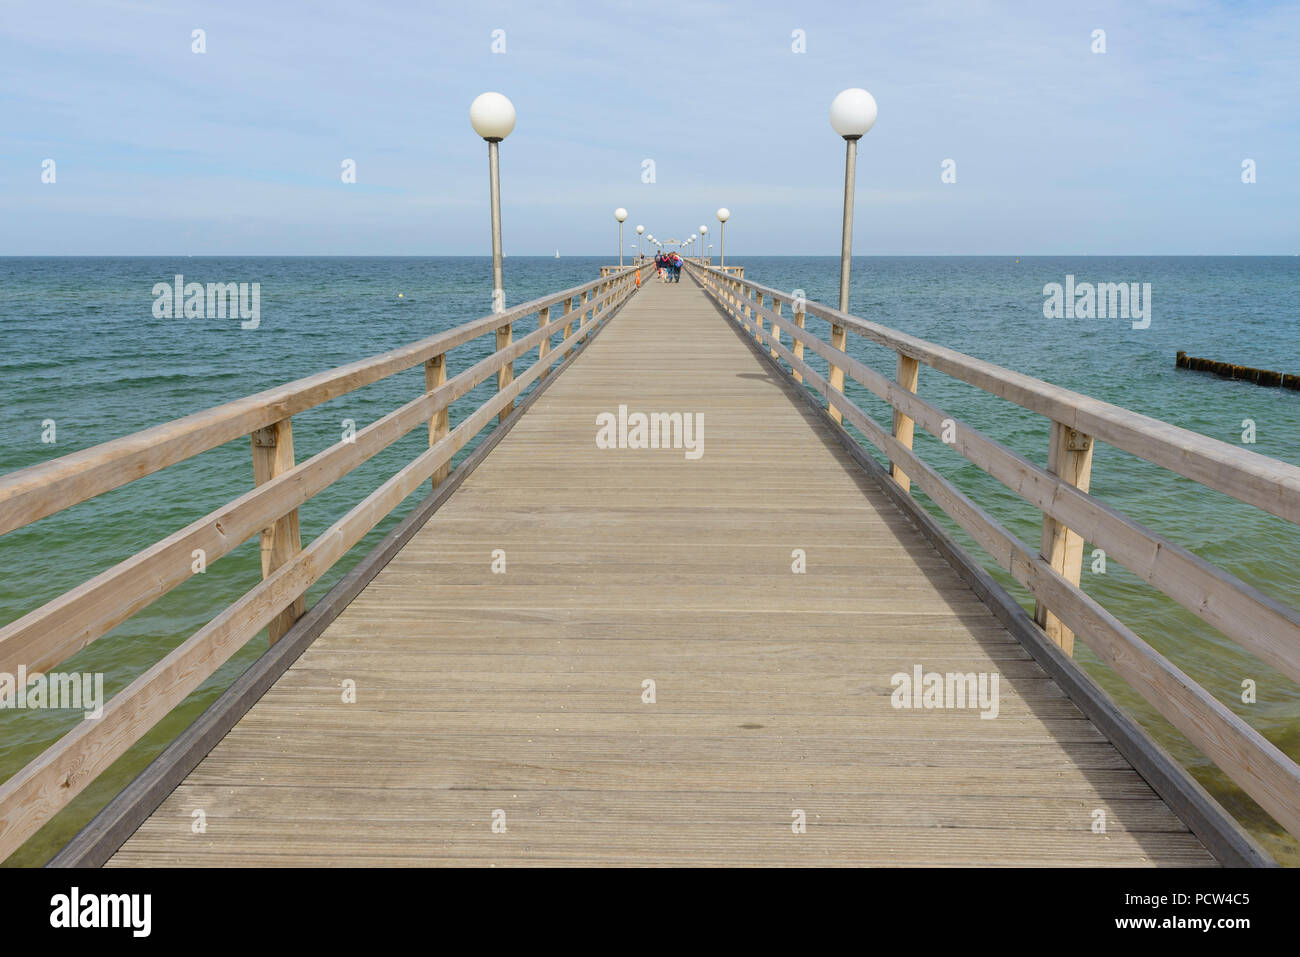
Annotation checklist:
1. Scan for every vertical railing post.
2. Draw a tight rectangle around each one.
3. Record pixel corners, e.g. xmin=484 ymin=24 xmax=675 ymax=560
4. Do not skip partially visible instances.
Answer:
xmin=754 ymin=291 xmax=765 ymax=341
xmin=496 ymin=316 xmax=514 ymax=422
xmin=792 ymin=301 xmax=806 ymax=383
xmin=1034 ymin=422 xmax=1095 ymax=656
xmin=537 ymin=305 xmax=551 ymax=378
xmin=828 ymin=323 xmax=848 ymax=424
xmin=590 ymin=281 xmax=606 ymax=338
xmin=560 ymin=297 xmax=573 ymax=345
xmin=426 ymin=354 xmax=449 ymax=487
xmin=583 ymin=284 xmax=600 ymax=343
xmin=251 ymin=418 xmax=304 ymax=643
xmin=575 ymin=290 xmax=588 ymax=340
xmin=889 ymin=354 xmax=921 ymax=492
xmin=769 ymin=297 xmax=782 ymax=359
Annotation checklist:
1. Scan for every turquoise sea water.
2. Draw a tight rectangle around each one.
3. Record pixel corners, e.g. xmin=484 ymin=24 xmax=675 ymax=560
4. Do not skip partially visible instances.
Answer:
xmin=1 ymin=256 xmax=1297 ymax=865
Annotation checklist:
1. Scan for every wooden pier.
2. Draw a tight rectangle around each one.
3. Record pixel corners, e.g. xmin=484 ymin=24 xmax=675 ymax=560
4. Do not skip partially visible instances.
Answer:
xmin=2 ymin=264 xmax=1298 ymax=867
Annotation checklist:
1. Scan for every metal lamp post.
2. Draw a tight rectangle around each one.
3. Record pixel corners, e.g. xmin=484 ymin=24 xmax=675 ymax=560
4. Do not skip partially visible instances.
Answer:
xmin=470 ymin=92 xmax=516 ymax=313
xmin=614 ymin=208 xmax=628 ymax=266
xmin=698 ymin=225 xmax=707 ymax=262
xmin=829 ymin=88 xmax=877 ymax=312
xmin=827 ymin=87 xmax=878 ymax=422
xmin=636 ymin=224 xmax=644 ymax=259
xmin=716 ymin=208 xmax=730 ymax=266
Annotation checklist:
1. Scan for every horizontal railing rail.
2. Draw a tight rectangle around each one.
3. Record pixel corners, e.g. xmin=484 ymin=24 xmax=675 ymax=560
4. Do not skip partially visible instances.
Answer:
xmin=0 ymin=274 xmax=639 ymax=537
xmin=687 ymin=260 xmax=1300 ymax=844
xmin=0 ymin=263 xmax=651 ymax=862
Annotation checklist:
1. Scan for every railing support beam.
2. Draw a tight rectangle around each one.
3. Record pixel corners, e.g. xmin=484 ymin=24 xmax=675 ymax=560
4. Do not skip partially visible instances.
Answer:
xmin=573 ymin=291 xmax=587 ymax=340
xmin=537 ymin=305 xmax=551 ymax=378
xmin=496 ymin=321 xmax=514 ymax=422
xmin=890 ymin=354 xmax=921 ymax=492
xmin=792 ymin=305 xmax=806 ymax=383
xmin=828 ymin=324 xmax=848 ymax=424
xmin=251 ymin=417 xmax=304 ymax=643
xmin=426 ymin=354 xmax=449 ymax=487
xmin=1034 ymin=422 xmax=1095 ymax=655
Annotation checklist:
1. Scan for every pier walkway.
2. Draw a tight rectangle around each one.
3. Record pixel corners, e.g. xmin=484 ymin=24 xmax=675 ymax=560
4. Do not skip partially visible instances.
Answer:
xmin=4 ymin=264 xmax=1296 ymax=867
xmin=108 ymin=278 xmax=1209 ymax=866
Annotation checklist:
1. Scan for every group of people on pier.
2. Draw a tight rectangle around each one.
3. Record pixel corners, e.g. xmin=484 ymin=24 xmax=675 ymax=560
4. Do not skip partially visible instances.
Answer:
xmin=654 ymin=251 xmax=683 ymax=283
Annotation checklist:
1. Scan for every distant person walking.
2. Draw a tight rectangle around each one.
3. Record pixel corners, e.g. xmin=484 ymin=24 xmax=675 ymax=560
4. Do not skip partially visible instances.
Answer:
xmin=670 ymin=253 xmax=683 ymax=283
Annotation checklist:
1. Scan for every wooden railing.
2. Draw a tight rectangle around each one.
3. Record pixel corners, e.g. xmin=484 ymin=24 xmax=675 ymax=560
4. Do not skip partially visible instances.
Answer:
xmin=688 ymin=260 xmax=1300 ymax=843
xmin=0 ymin=263 xmax=650 ymax=861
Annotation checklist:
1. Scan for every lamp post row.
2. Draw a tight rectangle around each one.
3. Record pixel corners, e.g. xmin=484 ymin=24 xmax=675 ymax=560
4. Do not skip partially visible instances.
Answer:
xmin=470 ymin=87 xmax=876 ymax=312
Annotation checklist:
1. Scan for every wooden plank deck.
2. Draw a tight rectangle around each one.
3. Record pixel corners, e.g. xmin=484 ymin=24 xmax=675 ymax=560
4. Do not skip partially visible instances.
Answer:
xmin=108 ymin=276 xmax=1215 ymax=866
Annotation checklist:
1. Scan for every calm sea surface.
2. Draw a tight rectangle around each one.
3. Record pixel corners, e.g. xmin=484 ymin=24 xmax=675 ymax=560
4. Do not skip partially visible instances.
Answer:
xmin=1 ymin=256 xmax=1297 ymax=865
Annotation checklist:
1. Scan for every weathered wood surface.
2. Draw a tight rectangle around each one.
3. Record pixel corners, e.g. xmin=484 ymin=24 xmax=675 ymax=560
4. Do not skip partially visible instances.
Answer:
xmin=0 ymin=302 xmax=626 ymax=863
xmin=698 ymin=268 xmax=1299 ymax=843
xmin=0 ymin=273 xmax=627 ymax=537
xmin=725 ymin=275 xmax=1300 ymax=689
xmin=714 ymin=270 xmax=1300 ymax=525
xmin=109 ymin=279 xmax=1214 ymax=867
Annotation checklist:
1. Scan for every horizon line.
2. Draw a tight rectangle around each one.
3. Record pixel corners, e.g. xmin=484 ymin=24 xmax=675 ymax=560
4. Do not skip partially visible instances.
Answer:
xmin=3 ymin=253 xmax=1298 ymax=259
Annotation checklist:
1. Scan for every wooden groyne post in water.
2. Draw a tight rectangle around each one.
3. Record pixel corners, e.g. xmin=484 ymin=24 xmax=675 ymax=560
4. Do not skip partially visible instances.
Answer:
xmin=1177 ymin=351 xmax=1300 ymax=390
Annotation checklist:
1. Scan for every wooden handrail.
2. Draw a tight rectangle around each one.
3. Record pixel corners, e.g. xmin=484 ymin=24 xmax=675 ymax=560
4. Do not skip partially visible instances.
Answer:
xmin=0 ymin=263 xmax=651 ymax=862
xmin=0 ymin=295 xmax=617 ymax=684
xmin=692 ymin=264 xmax=1300 ymax=525
xmin=689 ymin=260 xmax=1300 ymax=841
xmin=744 ymin=289 xmax=1300 ymax=685
xmin=0 ymin=269 xmax=642 ymax=538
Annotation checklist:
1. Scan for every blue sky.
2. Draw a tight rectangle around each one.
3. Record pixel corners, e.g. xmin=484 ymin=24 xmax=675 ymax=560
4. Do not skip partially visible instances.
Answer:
xmin=2 ymin=0 xmax=1297 ymax=254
